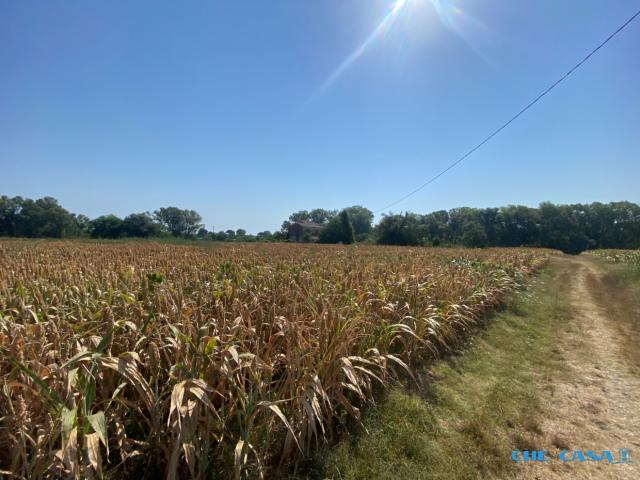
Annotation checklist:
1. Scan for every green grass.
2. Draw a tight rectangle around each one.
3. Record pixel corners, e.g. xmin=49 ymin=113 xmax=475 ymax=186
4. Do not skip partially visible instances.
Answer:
xmin=607 ymin=261 xmax=640 ymax=286
xmin=316 ymin=263 xmax=572 ymax=480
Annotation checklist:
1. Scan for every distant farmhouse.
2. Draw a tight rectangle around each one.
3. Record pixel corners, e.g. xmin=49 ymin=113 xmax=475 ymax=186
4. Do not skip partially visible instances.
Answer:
xmin=287 ymin=221 xmax=324 ymax=242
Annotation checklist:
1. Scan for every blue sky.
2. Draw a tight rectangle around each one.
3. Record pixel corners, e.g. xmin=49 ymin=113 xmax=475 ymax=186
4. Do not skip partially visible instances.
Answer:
xmin=1 ymin=0 xmax=639 ymax=233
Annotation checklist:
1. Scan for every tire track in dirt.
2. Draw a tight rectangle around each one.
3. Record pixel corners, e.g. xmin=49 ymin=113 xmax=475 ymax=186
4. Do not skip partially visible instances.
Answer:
xmin=517 ymin=255 xmax=640 ymax=480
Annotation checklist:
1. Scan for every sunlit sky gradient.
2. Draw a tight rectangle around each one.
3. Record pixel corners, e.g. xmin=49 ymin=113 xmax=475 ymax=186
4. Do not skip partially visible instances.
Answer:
xmin=1 ymin=0 xmax=639 ymax=233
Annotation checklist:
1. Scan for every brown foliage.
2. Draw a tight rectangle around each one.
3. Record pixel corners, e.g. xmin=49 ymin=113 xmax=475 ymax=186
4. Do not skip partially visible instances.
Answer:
xmin=0 ymin=241 xmax=548 ymax=478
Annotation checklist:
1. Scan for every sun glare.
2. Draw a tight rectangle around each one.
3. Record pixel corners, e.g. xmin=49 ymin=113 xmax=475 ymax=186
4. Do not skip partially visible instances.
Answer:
xmin=311 ymin=0 xmax=488 ymax=99
xmin=392 ymin=0 xmax=409 ymax=14
xmin=311 ymin=0 xmax=414 ymax=97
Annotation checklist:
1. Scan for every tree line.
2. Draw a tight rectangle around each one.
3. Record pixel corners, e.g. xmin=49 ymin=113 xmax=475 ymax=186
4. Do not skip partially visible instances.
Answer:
xmin=279 ymin=202 xmax=640 ymax=253
xmin=374 ymin=202 xmax=640 ymax=253
xmin=1 ymin=195 xmax=639 ymax=253
xmin=0 ymin=196 xmax=275 ymax=242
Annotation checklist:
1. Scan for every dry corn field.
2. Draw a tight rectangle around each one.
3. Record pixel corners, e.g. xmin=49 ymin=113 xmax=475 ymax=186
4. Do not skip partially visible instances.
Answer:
xmin=585 ymin=248 xmax=640 ymax=266
xmin=0 ymin=240 xmax=550 ymax=479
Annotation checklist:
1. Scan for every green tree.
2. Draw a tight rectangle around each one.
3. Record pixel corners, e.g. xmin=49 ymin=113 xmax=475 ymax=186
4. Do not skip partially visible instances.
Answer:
xmin=123 ymin=212 xmax=161 ymax=238
xmin=14 ymin=197 xmax=78 ymax=238
xmin=256 ymin=230 xmax=272 ymax=241
xmin=461 ymin=222 xmax=488 ymax=247
xmin=286 ymin=208 xmax=337 ymax=225
xmin=154 ymin=207 xmax=203 ymax=237
xmin=73 ymin=214 xmax=92 ymax=236
xmin=288 ymin=210 xmax=310 ymax=223
xmin=497 ymin=205 xmax=540 ymax=247
xmin=213 ymin=231 xmax=228 ymax=241
xmin=90 ymin=215 xmax=125 ymax=239
xmin=375 ymin=213 xmax=422 ymax=246
xmin=447 ymin=208 xmax=488 ymax=247
xmin=538 ymin=203 xmax=589 ymax=254
xmin=340 ymin=210 xmax=356 ymax=244
xmin=343 ymin=205 xmax=374 ymax=240
xmin=318 ymin=219 xmax=341 ymax=243
xmin=319 ymin=210 xmax=356 ymax=244
xmin=0 ymin=196 xmax=24 ymax=236
xmin=309 ymin=208 xmax=337 ymax=224
xmin=422 ymin=210 xmax=449 ymax=246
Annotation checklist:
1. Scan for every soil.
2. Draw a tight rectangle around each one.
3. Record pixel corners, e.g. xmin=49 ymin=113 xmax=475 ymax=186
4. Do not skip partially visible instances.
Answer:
xmin=516 ymin=255 xmax=640 ymax=479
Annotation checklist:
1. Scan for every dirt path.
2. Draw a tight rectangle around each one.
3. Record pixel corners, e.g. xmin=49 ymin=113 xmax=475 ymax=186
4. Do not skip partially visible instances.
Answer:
xmin=518 ymin=255 xmax=640 ymax=479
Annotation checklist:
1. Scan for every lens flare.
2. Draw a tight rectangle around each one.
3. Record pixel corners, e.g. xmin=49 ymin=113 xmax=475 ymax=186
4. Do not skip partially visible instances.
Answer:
xmin=313 ymin=0 xmax=409 ymax=97
xmin=311 ymin=0 xmax=489 ymax=100
xmin=429 ymin=0 xmax=491 ymax=64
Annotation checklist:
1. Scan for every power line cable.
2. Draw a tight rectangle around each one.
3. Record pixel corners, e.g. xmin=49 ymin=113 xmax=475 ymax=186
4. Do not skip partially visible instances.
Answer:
xmin=375 ymin=9 xmax=640 ymax=214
